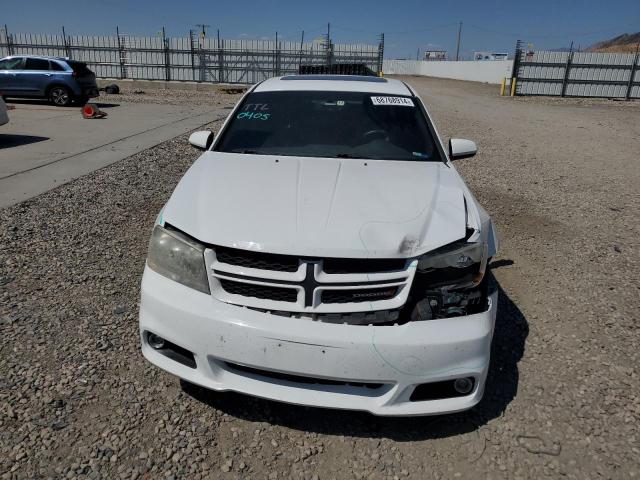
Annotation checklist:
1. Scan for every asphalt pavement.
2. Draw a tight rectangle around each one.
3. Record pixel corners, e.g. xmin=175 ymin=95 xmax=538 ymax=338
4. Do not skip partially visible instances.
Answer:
xmin=0 ymin=100 xmax=227 ymax=207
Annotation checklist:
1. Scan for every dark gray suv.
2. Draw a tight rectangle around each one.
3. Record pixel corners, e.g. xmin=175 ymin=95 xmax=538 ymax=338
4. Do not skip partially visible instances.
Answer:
xmin=0 ymin=55 xmax=99 ymax=106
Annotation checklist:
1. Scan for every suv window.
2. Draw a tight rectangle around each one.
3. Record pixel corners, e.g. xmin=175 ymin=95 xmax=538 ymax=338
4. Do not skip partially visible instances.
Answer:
xmin=0 ymin=58 xmax=24 ymax=70
xmin=24 ymin=58 xmax=50 ymax=70
xmin=50 ymin=61 xmax=65 ymax=71
xmin=216 ymin=91 xmax=441 ymax=161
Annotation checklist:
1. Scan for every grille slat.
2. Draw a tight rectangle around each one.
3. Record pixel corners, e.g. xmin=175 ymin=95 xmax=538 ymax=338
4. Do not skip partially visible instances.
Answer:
xmin=323 ymin=258 xmax=406 ymax=274
xmin=215 ymin=246 xmax=406 ymax=275
xmin=215 ymin=247 xmax=299 ymax=272
xmin=218 ymin=279 xmax=298 ymax=303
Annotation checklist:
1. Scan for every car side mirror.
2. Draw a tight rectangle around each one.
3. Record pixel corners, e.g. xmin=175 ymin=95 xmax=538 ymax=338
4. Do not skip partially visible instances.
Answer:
xmin=188 ymin=130 xmax=214 ymax=150
xmin=449 ymin=138 xmax=477 ymax=160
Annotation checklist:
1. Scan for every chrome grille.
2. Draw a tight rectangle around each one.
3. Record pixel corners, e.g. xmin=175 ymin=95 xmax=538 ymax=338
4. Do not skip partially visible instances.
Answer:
xmin=206 ymin=247 xmax=417 ymax=314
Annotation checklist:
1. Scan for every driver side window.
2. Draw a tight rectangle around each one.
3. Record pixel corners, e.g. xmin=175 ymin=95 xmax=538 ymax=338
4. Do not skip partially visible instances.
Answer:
xmin=0 ymin=57 xmax=24 ymax=70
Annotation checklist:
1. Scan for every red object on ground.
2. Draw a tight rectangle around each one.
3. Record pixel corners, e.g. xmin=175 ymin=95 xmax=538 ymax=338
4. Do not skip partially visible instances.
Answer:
xmin=82 ymin=104 xmax=107 ymax=119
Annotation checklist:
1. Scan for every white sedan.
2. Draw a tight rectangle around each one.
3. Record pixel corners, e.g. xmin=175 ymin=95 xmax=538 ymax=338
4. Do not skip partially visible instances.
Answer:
xmin=139 ymin=74 xmax=499 ymax=416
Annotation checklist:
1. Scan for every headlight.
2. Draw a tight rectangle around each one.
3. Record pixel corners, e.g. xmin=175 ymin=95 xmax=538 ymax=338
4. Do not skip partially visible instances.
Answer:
xmin=418 ymin=241 xmax=485 ymax=270
xmin=147 ymin=225 xmax=210 ymax=294
xmin=417 ymin=241 xmax=486 ymax=288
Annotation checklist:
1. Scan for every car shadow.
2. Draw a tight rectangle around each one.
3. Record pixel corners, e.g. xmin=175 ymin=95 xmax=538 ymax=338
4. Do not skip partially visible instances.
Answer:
xmin=94 ymin=103 xmax=120 ymax=108
xmin=182 ymin=273 xmax=528 ymax=441
xmin=3 ymin=99 xmax=119 ymax=109
xmin=0 ymin=134 xmax=49 ymax=149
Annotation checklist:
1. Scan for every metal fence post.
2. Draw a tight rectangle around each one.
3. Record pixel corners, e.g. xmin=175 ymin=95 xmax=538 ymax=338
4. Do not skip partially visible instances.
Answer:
xmin=3 ymin=24 xmax=13 ymax=55
xmin=510 ymin=40 xmax=522 ymax=84
xmin=217 ymin=31 xmax=224 ymax=83
xmin=62 ymin=26 xmax=71 ymax=59
xmin=199 ymin=37 xmax=205 ymax=83
xmin=189 ymin=30 xmax=197 ymax=82
xmin=162 ymin=27 xmax=170 ymax=82
xmin=377 ymin=33 xmax=385 ymax=75
xmin=625 ymin=43 xmax=639 ymax=100
xmin=298 ymin=30 xmax=305 ymax=70
xmin=561 ymin=43 xmax=574 ymax=97
xmin=116 ymin=26 xmax=126 ymax=79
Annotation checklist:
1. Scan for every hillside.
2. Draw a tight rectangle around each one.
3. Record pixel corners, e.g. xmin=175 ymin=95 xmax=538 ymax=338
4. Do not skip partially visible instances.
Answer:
xmin=586 ymin=32 xmax=640 ymax=53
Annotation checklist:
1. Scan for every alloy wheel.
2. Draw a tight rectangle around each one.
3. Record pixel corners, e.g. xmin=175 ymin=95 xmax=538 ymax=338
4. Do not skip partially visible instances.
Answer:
xmin=51 ymin=88 xmax=70 ymax=106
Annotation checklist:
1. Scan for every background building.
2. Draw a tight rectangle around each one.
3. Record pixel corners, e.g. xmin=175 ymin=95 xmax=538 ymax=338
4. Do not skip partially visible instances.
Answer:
xmin=424 ymin=49 xmax=447 ymax=61
xmin=474 ymin=51 xmax=509 ymax=61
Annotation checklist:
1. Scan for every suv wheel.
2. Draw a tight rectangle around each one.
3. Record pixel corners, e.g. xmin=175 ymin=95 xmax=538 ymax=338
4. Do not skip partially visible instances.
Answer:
xmin=49 ymin=86 xmax=72 ymax=107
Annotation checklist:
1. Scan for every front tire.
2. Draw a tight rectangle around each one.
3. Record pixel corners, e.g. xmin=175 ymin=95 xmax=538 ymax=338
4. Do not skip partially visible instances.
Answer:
xmin=49 ymin=86 xmax=72 ymax=107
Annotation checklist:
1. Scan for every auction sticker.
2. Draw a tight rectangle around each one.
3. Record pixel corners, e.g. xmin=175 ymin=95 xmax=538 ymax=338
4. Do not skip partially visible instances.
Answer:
xmin=371 ymin=96 xmax=414 ymax=106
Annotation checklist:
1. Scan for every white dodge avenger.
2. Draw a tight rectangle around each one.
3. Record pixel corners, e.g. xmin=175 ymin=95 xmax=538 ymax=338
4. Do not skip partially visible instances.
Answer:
xmin=139 ymin=75 xmax=499 ymax=416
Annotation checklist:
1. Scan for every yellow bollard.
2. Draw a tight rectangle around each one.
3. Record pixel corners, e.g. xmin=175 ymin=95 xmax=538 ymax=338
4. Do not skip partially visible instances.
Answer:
xmin=510 ymin=77 xmax=517 ymax=97
xmin=500 ymin=77 xmax=506 ymax=96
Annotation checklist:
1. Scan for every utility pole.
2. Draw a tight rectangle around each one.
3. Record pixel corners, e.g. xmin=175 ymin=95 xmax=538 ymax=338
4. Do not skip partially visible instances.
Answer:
xmin=455 ymin=22 xmax=462 ymax=61
xmin=196 ymin=24 xmax=210 ymax=38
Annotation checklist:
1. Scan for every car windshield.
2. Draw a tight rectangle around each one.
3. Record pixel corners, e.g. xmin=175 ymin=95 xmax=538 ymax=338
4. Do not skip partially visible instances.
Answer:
xmin=215 ymin=90 xmax=441 ymax=161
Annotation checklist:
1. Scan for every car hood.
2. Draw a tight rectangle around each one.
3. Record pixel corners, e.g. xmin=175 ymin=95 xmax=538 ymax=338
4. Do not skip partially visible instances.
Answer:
xmin=162 ymin=152 xmax=467 ymax=258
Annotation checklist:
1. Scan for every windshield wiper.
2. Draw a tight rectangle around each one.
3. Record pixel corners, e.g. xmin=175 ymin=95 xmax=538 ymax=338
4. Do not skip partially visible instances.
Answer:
xmin=231 ymin=149 xmax=261 ymax=154
xmin=334 ymin=153 xmax=371 ymax=159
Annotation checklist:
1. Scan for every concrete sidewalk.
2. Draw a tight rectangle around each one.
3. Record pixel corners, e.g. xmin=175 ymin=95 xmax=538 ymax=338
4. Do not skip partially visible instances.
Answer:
xmin=0 ymin=101 xmax=227 ymax=208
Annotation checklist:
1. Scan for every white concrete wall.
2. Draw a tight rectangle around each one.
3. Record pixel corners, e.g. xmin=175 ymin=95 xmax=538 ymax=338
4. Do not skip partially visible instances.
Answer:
xmin=383 ymin=59 xmax=514 ymax=84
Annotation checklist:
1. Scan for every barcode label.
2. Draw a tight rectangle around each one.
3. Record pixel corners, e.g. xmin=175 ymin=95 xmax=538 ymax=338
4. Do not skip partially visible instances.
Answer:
xmin=370 ymin=96 xmax=414 ymax=106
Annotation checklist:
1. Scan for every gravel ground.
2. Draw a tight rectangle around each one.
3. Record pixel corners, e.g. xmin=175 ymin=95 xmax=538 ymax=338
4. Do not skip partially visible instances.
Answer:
xmin=99 ymin=86 xmax=244 ymax=107
xmin=1 ymin=80 xmax=639 ymax=479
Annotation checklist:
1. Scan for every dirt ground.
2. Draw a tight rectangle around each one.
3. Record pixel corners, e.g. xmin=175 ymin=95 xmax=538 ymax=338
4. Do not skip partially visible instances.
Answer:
xmin=1 ymin=77 xmax=639 ymax=479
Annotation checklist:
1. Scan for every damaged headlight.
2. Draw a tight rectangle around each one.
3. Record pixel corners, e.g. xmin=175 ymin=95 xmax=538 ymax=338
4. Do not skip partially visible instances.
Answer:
xmin=408 ymin=241 xmax=489 ymax=321
xmin=417 ymin=241 xmax=486 ymax=289
xmin=147 ymin=225 xmax=210 ymax=294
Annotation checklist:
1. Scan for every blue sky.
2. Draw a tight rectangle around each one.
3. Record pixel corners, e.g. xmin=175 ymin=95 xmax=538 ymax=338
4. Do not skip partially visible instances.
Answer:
xmin=3 ymin=0 xmax=639 ymax=59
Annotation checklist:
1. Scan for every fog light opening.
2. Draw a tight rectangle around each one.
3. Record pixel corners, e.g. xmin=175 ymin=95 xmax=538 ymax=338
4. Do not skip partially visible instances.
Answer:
xmin=453 ymin=377 xmax=474 ymax=395
xmin=147 ymin=333 xmax=165 ymax=350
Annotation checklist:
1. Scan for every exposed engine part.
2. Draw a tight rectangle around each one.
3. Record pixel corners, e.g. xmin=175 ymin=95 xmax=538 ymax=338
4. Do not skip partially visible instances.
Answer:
xmin=410 ymin=298 xmax=434 ymax=322
xmin=405 ymin=275 xmax=489 ymax=321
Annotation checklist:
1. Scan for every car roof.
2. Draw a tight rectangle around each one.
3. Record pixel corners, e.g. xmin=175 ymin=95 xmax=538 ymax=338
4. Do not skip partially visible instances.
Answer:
xmin=254 ymin=75 xmax=413 ymax=95
xmin=2 ymin=55 xmax=69 ymax=62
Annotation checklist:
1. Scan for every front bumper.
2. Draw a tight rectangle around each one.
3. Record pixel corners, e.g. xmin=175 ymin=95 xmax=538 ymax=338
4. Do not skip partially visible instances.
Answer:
xmin=139 ymin=266 xmax=498 ymax=416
